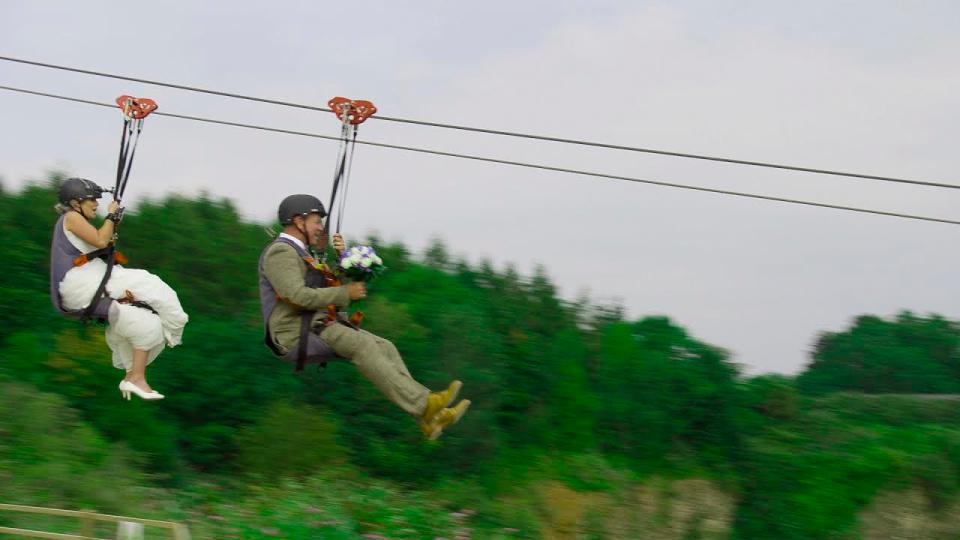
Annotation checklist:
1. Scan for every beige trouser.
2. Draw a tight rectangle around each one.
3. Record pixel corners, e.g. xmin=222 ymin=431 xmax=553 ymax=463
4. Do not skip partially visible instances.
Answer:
xmin=318 ymin=323 xmax=429 ymax=417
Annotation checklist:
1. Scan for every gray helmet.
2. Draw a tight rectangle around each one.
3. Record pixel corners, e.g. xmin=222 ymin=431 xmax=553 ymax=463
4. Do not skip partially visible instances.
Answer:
xmin=58 ymin=177 xmax=106 ymax=205
xmin=278 ymin=194 xmax=326 ymax=225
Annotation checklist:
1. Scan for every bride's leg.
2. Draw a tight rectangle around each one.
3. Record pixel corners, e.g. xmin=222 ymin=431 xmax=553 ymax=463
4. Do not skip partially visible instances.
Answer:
xmin=111 ymin=270 xmax=188 ymax=345
xmin=124 ymin=348 xmax=155 ymax=393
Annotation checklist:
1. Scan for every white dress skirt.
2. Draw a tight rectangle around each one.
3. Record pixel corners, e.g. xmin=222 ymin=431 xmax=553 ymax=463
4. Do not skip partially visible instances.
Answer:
xmin=58 ymin=224 xmax=188 ymax=371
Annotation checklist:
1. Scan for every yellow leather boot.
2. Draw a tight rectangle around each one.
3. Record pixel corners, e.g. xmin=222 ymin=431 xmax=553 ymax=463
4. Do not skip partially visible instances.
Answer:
xmin=420 ymin=399 xmax=471 ymax=441
xmin=420 ymin=380 xmax=462 ymax=425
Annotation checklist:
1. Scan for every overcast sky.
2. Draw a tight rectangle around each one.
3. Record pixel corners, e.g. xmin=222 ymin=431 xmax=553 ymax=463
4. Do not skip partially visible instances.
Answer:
xmin=2 ymin=1 xmax=958 ymax=374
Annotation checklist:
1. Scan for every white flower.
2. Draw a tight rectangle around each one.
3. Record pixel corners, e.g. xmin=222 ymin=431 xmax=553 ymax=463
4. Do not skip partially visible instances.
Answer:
xmin=349 ymin=254 xmax=362 ymax=264
xmin=360 ymin=258 xmax=372 ymax=268
xmin=341 ymin=259 xmax=354 ymax=269
xmin=372 ymin=256 xmax=383 ymax=265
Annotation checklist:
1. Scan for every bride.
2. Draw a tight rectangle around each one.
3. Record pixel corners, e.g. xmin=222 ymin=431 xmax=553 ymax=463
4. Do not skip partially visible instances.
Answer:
xmin=50 ymin=177 xmax=188 ymax=401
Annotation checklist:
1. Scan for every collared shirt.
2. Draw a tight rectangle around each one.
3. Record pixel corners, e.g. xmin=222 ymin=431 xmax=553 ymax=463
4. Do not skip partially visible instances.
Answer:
xmin=278 ymin=232 xmax=306 ymax=252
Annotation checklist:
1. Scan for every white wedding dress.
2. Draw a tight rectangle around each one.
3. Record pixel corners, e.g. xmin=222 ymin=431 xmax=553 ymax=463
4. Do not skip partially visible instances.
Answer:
xmin=58 ymin=222 xmax=188 ymax=371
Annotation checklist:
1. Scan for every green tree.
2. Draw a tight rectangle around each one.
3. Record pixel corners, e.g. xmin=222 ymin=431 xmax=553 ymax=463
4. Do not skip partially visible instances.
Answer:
xmin=799 ymin=312 xmax=960 ymax=395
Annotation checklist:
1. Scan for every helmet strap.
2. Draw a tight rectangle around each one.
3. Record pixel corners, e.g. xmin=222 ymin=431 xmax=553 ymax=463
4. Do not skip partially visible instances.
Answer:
xmin=69 ymin=200 xmax=84 ymax=216
xmin=293 ymin=215 xmax=310 ymax=247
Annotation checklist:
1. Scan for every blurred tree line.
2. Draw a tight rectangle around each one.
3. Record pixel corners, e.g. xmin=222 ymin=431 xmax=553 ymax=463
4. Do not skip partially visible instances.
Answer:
xmin=0 ymin=177 xmax=746 ymax=479
xmin=1 ymin=175 xmax=959 ymax=538
xmin=799 ymin=313 xmax=960 ymax=395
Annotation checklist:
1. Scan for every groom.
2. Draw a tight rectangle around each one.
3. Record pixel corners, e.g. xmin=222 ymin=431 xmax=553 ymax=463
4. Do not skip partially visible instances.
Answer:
xmin=258 ymin=193 xmax=469 ymax=439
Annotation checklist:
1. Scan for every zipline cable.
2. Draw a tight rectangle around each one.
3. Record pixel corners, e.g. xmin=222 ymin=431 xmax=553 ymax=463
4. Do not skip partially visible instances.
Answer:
xmin=2 ymin=54 xmax=957 ymax=190
xmin=1 ymin=84 xmax=958 ymax=227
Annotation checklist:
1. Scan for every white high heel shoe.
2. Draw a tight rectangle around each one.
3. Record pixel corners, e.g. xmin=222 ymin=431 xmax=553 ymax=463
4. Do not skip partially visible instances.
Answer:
xmin=118 ymin=380 xmax=164 ymax=401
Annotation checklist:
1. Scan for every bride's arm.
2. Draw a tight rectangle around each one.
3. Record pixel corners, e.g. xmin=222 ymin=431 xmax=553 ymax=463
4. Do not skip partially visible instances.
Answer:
xmin=64 ymin=201 xmax=119 ymax=249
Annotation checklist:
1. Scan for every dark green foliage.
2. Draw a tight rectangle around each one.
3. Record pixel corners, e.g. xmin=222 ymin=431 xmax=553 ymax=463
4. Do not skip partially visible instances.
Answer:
xmin=0 ymin=378 xmax=160 ymax=514
xmin=233 ymin=401 xmax=348 ymax=479
xmin=799 ymin=312 xmax=960 ymax=395
xmin=595 ymin=318 xmax=742 ymax=470
xmin=730 ymin=395 xmax=960 ymax=539
xmin=0 ymin=177 xmax=745 ymax=480
xmin=3 ymin=175 xmax=960 ymax=538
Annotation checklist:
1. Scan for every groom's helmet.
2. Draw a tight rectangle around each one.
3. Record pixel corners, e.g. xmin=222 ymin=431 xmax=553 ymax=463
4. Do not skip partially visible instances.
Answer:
xmin=278 ymin=194 xmax=326 ymax=225
xmin=58 ymin=178 xmax=107 ymax=205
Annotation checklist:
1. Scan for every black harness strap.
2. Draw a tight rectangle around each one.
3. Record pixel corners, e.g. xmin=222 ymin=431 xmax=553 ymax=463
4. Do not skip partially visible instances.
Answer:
xmin=122 ymin=298 xmax=159 ymax=316
xmin=324 ymin=115 xmax=361 ymax=253
xmin=296 ymin=257 xmax=327 ymax=372
xmin=272 ymin=237 xmax=332 ymax=372
xmin=77 ymin=246 xmax=158 ymax=319
xmin=81 ymin=245 xmax=117 ymax=321
xmin=325 ymin=123 xmax=350 ymax=239
xmin=334 ymin=126 xmax=359 ymax=234
xmin=79 ymin=108 xmax=147 ymax=322
xmin=114 ymin=117 xmax=143 ymax=203
xmin=81 ymin=246 xmax=113 ymax=262
xmin=114 ymin=119 xmax=131 ymax=197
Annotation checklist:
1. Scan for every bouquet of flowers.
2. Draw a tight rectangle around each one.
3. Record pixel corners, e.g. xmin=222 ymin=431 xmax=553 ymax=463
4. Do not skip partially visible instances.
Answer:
xmin=339 ymin=245 xmax=386 ymax=282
